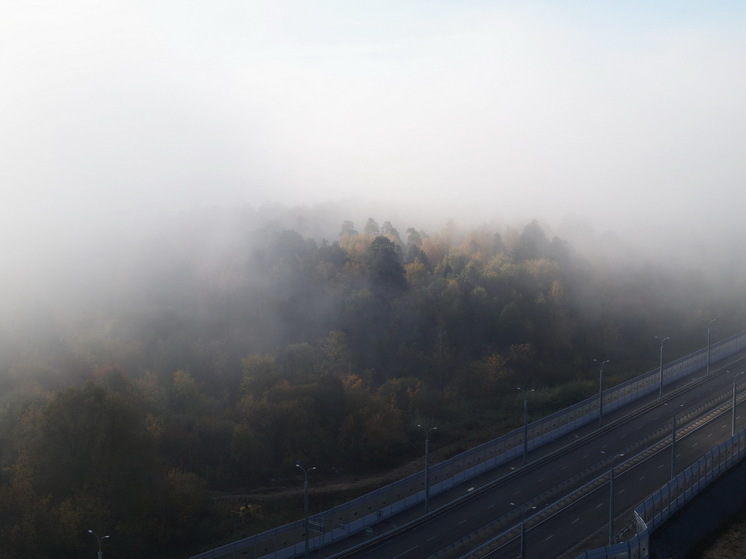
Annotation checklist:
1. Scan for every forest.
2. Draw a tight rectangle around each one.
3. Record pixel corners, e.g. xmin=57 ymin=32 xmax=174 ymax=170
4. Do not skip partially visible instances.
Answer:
xmin=0 ymin=204 xmax=742 ymax=558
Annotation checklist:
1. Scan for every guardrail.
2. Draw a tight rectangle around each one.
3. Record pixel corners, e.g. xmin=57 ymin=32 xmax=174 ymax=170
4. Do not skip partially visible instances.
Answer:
xmin=452 ymin=382 xmax=746 ymax=559
xmin=189 ymin=331 xmax=746 ymax=559
xmin=575 ymin=428 xmax=746 ymax=559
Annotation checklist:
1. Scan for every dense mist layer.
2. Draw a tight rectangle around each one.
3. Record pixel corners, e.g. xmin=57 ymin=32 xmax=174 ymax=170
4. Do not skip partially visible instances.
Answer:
xmin=4 ymin=2 xmax=746 ymax=256
xmin=3 ymin=2 xmax=746 ymax=556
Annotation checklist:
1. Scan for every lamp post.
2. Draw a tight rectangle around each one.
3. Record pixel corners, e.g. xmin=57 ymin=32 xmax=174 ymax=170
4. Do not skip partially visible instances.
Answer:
xmin=656 ymin=336 xmax=670 ymax=399
xmin=607 ymin=453 xmax=624 ymax=545
xmin=510 ymin=502 xmax=536 ymax=559
xmin=295 ymin=461 xmax=316 ymax=559
xmin=595 ymin=359 xmax=610 ymax=426
xmin=671 ymin=415 xmax=677 ymax=479
xmin=706 ymin=319 xmax=716 ymax=376
xmin=417 ymin=424 xmax=437 ymax=513
xmin=733 ymin=372 xmax=744 ymax=436
xmin=517 ymin=387 xmax=534 ymax=464
xmin=87 ymin=529 xmax=110 ymax=559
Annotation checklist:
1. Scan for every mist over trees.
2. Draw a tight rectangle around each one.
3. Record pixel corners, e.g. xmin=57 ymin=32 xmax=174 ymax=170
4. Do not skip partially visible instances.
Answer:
xmin=0 ymin=203 xmax=742 ymax=557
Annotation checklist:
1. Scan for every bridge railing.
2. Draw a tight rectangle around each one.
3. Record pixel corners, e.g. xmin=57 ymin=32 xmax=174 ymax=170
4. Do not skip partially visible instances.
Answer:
xmin=575 ymin=429 xmax=746 ymax=559
xmin=189 ymin=331 xmax=746 ymax=559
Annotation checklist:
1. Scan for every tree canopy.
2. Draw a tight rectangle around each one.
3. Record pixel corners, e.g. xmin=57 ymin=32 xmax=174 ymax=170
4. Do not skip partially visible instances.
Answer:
xmin=0 ymin=206 xmax=739 ymax=557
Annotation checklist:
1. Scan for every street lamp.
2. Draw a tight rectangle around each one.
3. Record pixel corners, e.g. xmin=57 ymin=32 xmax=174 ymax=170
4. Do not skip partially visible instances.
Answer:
xmin=594 ymin=359 xmax=610 ymax=426
xmin=671 ymin=414 xmax=677 ymax=479
xmin=510 ymin=502 xmax=536 ymax=559
xmin=666 ymin=404 xmax=684 ymax=480
xmin=87 ymin=530 xmax=110 ymax=559
xmin=417 ymin=424 xmax=437 ymax=513
xmin=733 ymin=372 xmax=744 ymax=436
xmin=706 ymin=319 xmax=717 ymax=376
xmin=295 ymin=461 xmax=316 ymax=559
xmin=517 ymin=387 xmax=534 ymax=465
xmin=607 ymin=453 xmax=624 ymax=545
xmin=656 ymin=336 xmax=670 ymax=399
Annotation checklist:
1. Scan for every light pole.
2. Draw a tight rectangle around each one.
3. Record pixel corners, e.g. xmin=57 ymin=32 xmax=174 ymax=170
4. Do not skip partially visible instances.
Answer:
xmin=706 ymin=319 xmax=716 ymax=376
xmin=656 ymin=336 xmax=670 ymax=399
xmin=87 ymin=530 xmax=110 ymax=559
xmin=417 ymin=424 xmax=437 ymax=513
xmin=733 ymin=372 xmax=744 ymax=436
xmin=517 ymin=387 xmax=534 ymax=464
xmin=295 ymin=461 xmax=316 ymax=559
xmin=609 ymin=465 xmax=616 ymax=545
xmin=607 ymin=453 xmax=624 ymax=545
xmin=595 ymin=359 xmax=610 ymax=426
xmin=671 ymin=415 xmax=677 ymax=479
xmin=510 ymin=502 xmax=536 ymax=559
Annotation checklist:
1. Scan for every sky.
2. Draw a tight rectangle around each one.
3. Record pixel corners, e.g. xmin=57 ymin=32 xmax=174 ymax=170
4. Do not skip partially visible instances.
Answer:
xmin=2 ymin=0 xmax=746 ymax=253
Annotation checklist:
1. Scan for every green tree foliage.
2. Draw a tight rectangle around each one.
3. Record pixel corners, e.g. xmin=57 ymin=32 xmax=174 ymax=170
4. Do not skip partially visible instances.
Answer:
xmin=30 ymin=383 xmax=156 ymax=505
xmin=362 ymin=236 xmax=408 ymax=298
xmin=0 ymin=382 xmax=210 ymax=557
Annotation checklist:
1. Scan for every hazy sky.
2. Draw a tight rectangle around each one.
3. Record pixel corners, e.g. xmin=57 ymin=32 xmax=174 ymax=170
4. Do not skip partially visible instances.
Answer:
xmin=3 ymin=1 xmax=746 ymax=246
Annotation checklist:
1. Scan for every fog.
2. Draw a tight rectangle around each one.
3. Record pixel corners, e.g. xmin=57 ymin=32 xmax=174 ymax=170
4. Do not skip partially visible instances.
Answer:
xmin=3 ymin=0 xmax=746 ymax=298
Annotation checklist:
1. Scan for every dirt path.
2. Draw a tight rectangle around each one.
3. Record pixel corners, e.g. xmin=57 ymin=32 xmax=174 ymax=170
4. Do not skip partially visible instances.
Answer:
xmin=210 ymin=443 xmax=459 ymax=502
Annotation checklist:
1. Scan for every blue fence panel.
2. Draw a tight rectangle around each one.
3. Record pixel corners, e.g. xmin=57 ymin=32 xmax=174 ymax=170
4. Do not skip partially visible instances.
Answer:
xmin=578 ymin=429 xmax=746 ymax=559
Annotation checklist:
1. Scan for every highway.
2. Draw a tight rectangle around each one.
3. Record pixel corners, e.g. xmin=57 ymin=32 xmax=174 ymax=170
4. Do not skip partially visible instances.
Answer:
xmin=323 ymin=354 xmax=746 ymax=559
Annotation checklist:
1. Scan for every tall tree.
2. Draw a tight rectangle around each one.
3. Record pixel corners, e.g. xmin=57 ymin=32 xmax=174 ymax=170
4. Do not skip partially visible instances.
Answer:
xmin=364 ymin=218 xmax=380 ymax=235
xmin=363 ymin=236 xmax=408 ymax=298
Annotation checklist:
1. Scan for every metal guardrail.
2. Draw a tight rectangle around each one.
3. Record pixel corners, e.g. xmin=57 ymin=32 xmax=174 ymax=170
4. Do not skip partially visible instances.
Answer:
xmin=575 ymin=429 xmax=746 ymax=559
xmin=189 ymin=331 xmax=746 ymax=559
xmin=451 ymin=384 xmax=746 ymax=559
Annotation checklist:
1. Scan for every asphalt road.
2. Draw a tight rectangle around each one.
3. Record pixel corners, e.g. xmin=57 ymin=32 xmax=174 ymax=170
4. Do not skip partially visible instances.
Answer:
xmin=324 ymin=353 xmax=746 ymax=559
